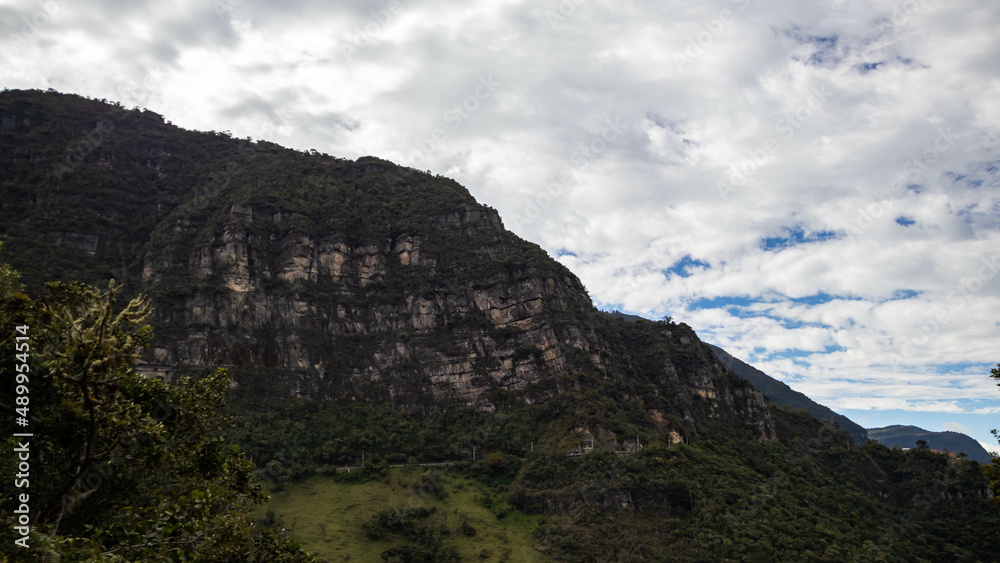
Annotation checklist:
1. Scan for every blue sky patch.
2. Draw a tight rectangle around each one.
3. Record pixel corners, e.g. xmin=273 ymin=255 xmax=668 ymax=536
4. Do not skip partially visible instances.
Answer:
xmin=856 ymin=62 xmax=882 ymax=74
xmin=895 ymin=216 xmax=915 ymax=226
xmin=663 ymin=254 xmax=710 ymax=278
xmin=761 ymin=226 xmax=839 ymax=251
xmin=773 ymin=348 xmax=817 ymax=359
xmin=928 ymin=362 xmax=991 ymax=375
xmin=689 ymin=295 xmax=755 ymax=314
xmin=645 ymin=111 xmax=669 ymax=128
xmin=787 ymin=292 xmax=859 ymax=306
xmin=780 ymin=27 xmax=841 ymax=65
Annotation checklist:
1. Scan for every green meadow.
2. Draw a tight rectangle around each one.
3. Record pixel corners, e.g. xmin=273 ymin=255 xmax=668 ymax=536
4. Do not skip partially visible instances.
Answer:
xmin=258 ymin=467 xmax=551 ymax=562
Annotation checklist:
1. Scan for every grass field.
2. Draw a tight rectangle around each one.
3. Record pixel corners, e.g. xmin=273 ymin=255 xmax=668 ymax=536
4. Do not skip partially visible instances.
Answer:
xmin=257 ymin=466 xmax=552 ymax=562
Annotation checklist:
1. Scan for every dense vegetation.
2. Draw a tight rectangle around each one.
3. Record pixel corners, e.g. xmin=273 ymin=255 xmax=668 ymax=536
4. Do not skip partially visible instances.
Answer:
xmin=866 ymin=425 xmax=993 ymax=463
xmin=710 ymin=343 xmax=869 ymax=444
xmin=259 ymin=469 xmax=547 ymax=562
xmin=2 ymin=89 xmax=1000 ymax=561
xmin=225 ymin=324 xmax=1000 ymax=560
xmin=0 ymin=89 xmax=564 ymax=298
xmin=228 ymin=385 xmax=1000 ymax=561
xmin=0 ymin=253 xmax=314 ymax=560
xmin=987 ymin=364 xmax=1000 ymax=508
xmin=0 ymin=88 xmax=596 ymax=409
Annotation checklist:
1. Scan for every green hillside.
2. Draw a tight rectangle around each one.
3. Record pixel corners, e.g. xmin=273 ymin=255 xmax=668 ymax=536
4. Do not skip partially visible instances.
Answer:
xmin=868 ymin=425 xmax=994 ymax=463
xmin=1 ymin=89 xmax=999 ymax=561
xmin=258 ymin=469 xmax=548 ymax=562
xmin=709 ymin=344 xmax=869 ymax=444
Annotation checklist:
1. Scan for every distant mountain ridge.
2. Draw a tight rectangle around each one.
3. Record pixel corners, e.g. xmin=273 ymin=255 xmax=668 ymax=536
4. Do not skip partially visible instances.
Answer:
xmin=708 ymin=344 xmax=868 ymax=444
xmin=867 ymin=425 xmax=994 ymax=463
xmin=4 ymin=90 xmax=1000 ymax=561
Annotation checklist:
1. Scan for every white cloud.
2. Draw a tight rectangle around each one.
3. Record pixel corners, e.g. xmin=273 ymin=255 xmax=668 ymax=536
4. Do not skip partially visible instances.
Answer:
xmin=943 ymin=421 xmax=968 ymax=433
xmin=1 ymin=0 xmax=999 ymax=418
xmin=978 ymin=440 xmax=999 ymax=457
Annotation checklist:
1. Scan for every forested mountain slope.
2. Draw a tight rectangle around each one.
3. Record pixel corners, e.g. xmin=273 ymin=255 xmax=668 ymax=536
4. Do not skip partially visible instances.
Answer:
xmin=2 ymin=89 xmax=998 ymax=561
xmin=868 ymin=425 xmax=993 ymax=463
xmin=709 ymin=344 xmax=868 ymax=444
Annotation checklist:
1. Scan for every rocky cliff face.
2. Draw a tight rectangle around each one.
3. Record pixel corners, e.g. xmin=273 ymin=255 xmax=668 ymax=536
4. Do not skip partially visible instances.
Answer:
xmin=0 ymin=89 xmax=774 ymax=442
xmin=136 ymin=182 xmax=608 ymax=406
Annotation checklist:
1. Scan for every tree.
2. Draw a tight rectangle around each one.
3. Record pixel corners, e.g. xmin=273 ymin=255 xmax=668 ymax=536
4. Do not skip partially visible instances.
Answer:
xmin=0 ymin=251 xmax=315 ymax=561
xmin=987 ymin=364 xmax=1000 ymax=506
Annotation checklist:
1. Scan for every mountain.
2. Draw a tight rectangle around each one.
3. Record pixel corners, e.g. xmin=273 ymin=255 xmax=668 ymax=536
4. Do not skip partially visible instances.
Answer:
xmin=0 ymin=88 xmax=773 ymax=441
xmin=2 ymin=89 xmax=999 ymax=561
xmin=709 ymin=344 xmax=869 ymax=444
xmin=868 ymin=425 xmax=994 ymax=463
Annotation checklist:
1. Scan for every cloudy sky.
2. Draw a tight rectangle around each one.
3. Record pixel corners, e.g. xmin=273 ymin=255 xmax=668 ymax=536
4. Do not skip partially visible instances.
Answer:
xmin=3 ymin=0 xmax=999 ymax=452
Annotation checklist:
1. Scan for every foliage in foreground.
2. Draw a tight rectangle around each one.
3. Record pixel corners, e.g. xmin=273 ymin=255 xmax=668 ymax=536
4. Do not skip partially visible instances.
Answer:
xmin=0 ymin=252 xmax=314 ymax=561
xmin=987 ymin=363 xmax=1000 ymax=507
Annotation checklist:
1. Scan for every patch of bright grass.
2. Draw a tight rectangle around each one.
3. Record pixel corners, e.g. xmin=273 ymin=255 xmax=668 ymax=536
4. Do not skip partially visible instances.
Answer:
xmin=257 ymin=466 xmax=551 ymax=562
